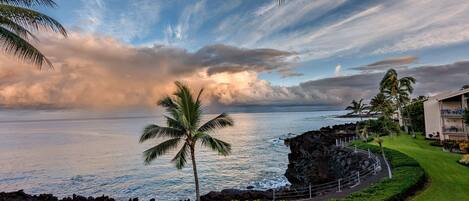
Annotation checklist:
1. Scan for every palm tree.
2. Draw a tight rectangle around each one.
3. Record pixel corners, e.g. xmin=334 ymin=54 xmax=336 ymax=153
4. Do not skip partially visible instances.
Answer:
xmin=139 ymin=81 xmax=234 ymax=201
xmin=369 ymin=93 xmax=393 ymax=117
xmin=379 ymin=69 xmax=416 ymax=131
xmin=345 ymin=99 xmax=369 ymax=121
xmin=0 ymin=0 xmax=67 ymax=68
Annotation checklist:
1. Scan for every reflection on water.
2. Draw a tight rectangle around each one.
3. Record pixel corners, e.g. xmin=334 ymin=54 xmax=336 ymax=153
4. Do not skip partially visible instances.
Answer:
xmin=0 ymin=110 xmax=355 ymax=200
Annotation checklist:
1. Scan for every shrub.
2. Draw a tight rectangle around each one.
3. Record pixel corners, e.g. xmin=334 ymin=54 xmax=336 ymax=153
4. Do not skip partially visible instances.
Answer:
xmin=366 ymin=117 xmax=401 ymax=136
xmin=429 ymin=141 xmax=443 ymax=147
xmin=335 ymin=142 xmax=426 ymax=201
xmin=442 ymin=140 xmax=460 ymax=152
xmin=403 ymin=100 xmax=425 ymax=133
xmin=459 ymin=154 xmax=469 ymax=166
xmin=459 ymin=141 xmax=469 ymax=154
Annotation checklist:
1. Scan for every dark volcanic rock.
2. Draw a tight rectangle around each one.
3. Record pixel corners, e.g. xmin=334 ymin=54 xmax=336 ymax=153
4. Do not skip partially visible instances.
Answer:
xmin=200 ymin=189 xmax=273 ymax=201
xmin=201 ymin=123 xmax=372 ymax=200
xmin=0 ymin=190 xmax=116 ymax=201
xmin=284 ymin=123 xmax=372 ymax=187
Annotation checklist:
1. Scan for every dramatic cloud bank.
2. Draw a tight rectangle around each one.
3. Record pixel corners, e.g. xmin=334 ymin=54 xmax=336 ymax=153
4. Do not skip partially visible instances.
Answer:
xmin=0 ymin=33 xmax=467 ymax=109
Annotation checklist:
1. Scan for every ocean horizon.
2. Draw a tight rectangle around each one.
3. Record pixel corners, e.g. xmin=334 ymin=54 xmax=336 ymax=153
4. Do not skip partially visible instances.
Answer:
xmin=0 ymin=109 xmax=359 ymax=200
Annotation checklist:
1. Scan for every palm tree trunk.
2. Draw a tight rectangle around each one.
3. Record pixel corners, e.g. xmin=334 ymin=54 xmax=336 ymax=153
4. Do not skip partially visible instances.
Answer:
xmin=190 ymin=146 xmax=201 ymax=201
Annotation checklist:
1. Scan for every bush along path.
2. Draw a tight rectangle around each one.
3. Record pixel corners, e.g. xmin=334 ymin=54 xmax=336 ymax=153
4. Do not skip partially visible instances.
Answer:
xmin=333 ymin=140 xmax=426 ymax=201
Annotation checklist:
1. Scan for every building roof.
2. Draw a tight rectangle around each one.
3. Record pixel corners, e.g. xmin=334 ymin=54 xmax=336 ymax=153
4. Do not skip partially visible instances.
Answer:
xmin=427 ymin=88 xmax=469 ymax=101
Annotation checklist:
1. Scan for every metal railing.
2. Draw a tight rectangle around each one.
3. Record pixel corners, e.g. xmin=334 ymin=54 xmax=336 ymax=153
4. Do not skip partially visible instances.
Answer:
xmin=441 ymin=109 xmax=464 ymax=117
xmin=271 ymin=138 xmax=383 ymax=200
xmin=443 ymin=126 xmax=465 ymax=133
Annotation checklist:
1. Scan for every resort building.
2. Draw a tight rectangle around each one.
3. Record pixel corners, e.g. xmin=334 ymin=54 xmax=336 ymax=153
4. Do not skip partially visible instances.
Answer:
xmin=424 ymin=88 xmax=469 ymax=141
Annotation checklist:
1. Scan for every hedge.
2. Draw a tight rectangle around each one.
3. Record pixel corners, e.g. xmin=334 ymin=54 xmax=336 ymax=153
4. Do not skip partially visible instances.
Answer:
xmin=333 ymin=141 xmax=426 ymax=201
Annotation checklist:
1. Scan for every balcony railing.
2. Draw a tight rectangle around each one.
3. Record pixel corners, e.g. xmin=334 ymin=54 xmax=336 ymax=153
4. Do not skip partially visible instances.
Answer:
xmin=441 ymin=109 xmax=464 ymax=117
xmin=442 ymin=126 xmax=465 ymax=133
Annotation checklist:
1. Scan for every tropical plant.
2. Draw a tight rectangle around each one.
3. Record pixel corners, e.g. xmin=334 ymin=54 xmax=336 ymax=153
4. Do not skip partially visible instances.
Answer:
xmin=139 ymin=82 xmax=234 ymax=201
xmin=0 ymin=0 xmax=67 ymax=68
xmin=459 ymin=154 xmax=469 ymax=166
xmin=370 ymin=93 xmax=393 ymax=117
xmin=356 ymin=122 xmax=369 ymax=141
xmin=403 ymin=98 xmax=426 ymax=133
xmin=366 ymin=116 xmax=400 ymax=136
xmin=379 ymin=69 xmax=416 ymax=132
xmin=373 ymin=135 xmax=384 ymax=156
xmin=345 ymin=99 xmax=369 ymax=121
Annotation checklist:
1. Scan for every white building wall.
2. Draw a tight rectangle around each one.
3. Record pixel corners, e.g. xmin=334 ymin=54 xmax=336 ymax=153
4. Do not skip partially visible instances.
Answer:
xmin=424 ymin=99 xmax=442 ymax=139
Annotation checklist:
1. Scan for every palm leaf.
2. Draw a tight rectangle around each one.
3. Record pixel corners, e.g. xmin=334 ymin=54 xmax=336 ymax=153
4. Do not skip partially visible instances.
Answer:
xmin=0 ymin=16 xmax=36 ymax=40
xmin=198 ymin=113 xmax=233 ymax=133
xmin=173 ymin=81 xmax=201 ymax=130
xmin=0 ymin=26 xmax=51 ymax=67
xmin=139 ymin=124 xmax=184 ymax=143
xmin=171 ymin=142 xmax=190 ymax=169
xmin=199 ymin=133 xmax=231 ymax=156
xmin=143 ymin=138 xmax=181 ymax=165
xmin=0 ymin=0 xmax=56 ymax=7
xmin=0 ymin=4 xmax=66 ymax=36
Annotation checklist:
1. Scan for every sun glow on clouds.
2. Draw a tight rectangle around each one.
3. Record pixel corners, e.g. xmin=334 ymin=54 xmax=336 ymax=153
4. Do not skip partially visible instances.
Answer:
xmin=0 ymin=33 xmax=294 ymax=108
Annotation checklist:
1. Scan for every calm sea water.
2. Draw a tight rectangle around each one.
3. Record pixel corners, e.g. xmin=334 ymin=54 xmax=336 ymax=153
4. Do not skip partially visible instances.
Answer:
xmin=0 ymin=109 xmax=357 ymax=200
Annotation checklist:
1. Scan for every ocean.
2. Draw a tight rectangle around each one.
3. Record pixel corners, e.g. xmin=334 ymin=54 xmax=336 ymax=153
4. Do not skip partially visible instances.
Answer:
xmin=0 ymin=109 xmax=358 ymax=200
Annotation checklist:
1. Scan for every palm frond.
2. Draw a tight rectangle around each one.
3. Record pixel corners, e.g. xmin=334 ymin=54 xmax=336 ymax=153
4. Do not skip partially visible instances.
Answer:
xmin=171 ymin=142 xmax=190 ymax=169
xmin=0 ymin=4 xmax=67 ymax=36
xmin=139 ymin=124 xmax=184 ymax=143
xmin=198 ymin=113 xmax=234 ymax=133
xmin=0 ymin=26 xmax=51 ymax=67
xmin=143 ymin=138 xmax=181 ymax=165
xmin=0 ymin=16 xmax=36 ymax=40
xmin=0 ymin=0 xmax=56 ymax=7
xmin=170 ymin=81 xmax=204 ymax=131
xmin=165 ymin=115 xmax=184 ymax=130
xmin=199 ymin=133 xmax=231 ymax=156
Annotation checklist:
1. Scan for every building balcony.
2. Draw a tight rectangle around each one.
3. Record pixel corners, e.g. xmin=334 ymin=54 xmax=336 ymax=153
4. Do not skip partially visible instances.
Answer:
xmin=442 ymin=126 xmax=465 ymax=133
xmin=441 ymin=109 xmax=464 ymax=117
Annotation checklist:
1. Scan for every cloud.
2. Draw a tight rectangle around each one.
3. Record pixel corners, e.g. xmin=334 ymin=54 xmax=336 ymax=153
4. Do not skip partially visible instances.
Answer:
xmin=0 ymin=33 xmax=294 ymax=108
xmin=0 ymin=32 xmax=466 ymax=109
xmin=276 ymin=61 xmax=469 ymax=106
xmin=78 ymin=0 xmax=162 ymax=42
xmin=351 ymin=56 xmax=417 ymax=72
xmin=199 ymin=45 xmax=296 ymax=76
xmin=214 ymin=0 xmax=469 ymax=61
xmin=335 ymin=64 xmax=342 ymax=77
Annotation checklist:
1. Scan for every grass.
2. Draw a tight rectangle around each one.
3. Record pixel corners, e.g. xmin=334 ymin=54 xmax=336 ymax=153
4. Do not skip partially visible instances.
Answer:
xmin=376 ymin=134 xmax=469 ymax=201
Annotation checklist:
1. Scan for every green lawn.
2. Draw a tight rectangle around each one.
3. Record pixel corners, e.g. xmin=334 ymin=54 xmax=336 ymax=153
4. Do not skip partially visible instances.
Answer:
xmin=376 ymin=134 xmax=469 ymax=201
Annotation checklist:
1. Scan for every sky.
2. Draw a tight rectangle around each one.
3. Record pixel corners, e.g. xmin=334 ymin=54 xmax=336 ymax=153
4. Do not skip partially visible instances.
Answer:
xmin=1 ymin=0 xmax=469 ymax=109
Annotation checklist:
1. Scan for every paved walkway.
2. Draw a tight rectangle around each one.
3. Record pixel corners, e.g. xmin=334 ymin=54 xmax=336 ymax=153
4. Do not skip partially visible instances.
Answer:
xmin=299 ymin=156 xmax=389 ymax=201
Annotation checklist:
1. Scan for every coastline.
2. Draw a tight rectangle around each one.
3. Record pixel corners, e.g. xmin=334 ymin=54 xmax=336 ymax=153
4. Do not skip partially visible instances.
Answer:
xmin=1 ymin=122 xmax=387 ymax=201
xmin=200 ymin=123 xmax=387 ymax=201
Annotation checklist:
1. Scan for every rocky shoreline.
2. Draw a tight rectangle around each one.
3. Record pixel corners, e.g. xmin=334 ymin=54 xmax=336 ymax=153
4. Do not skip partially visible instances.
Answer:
xmin=0 ymin=190 xmax=191 ymax=201
xmin=200 ymin=123 xmax=375 ymax=201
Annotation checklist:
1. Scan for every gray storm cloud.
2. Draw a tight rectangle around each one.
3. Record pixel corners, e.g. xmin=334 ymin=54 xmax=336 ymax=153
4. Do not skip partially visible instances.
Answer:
xmin=351 ymin=56 xmax=418 ymax=72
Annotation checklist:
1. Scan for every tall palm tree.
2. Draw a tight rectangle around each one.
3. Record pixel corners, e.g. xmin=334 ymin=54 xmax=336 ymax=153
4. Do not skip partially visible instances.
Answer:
xmin=139 ymin=81 xmax=234 ymax=201
xmin=0 ymin=0 xmax=67 ymax=68
xmin=379 ymin=69 xmax=416 ymax=130
xmin=345 ymin=98 xmax=369 ymax=121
